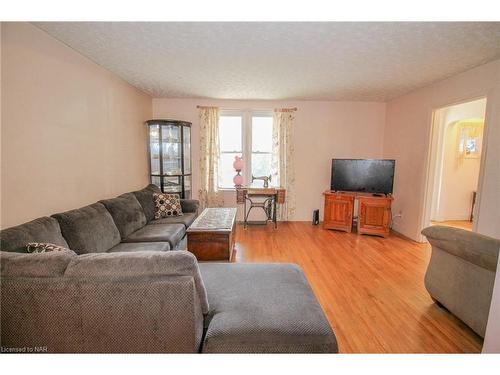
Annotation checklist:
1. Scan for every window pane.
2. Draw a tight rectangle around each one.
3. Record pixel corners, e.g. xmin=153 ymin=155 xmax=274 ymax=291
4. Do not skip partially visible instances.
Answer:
xmin=219 ymin=152 xmax=242 ymax=188
xmin=183 ymin=126 xmax=191 ymax=174
xmin=252 ymin=116 xmax=273 ymax=152
xmin=251 ymin=153 xmax=272 ymax=184
xmin=219 ymin=116 xmax=242 ymax=152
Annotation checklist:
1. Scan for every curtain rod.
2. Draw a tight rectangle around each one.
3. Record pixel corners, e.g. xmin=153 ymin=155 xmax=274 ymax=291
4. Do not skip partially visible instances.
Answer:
xmin=196 ymin=105 xmax=298 ymax=111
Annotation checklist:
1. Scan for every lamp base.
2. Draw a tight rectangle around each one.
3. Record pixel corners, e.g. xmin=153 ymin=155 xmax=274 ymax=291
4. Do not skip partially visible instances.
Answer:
xmin=233 ymin=170 xmax=243 ymax=187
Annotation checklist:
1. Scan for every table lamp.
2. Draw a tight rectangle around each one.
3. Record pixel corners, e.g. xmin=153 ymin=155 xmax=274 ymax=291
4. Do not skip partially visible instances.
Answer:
xmin=233 ymin=156 xmax=243 ymax=187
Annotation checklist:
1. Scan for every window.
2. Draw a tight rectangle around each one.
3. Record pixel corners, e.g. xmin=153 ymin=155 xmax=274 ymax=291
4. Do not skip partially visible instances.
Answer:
xmin=218 ymin=111 xmax=274 ymax=189
xmin=218 ymin=114 xmax=242 ymax=189
xmin=251 ymin=115 xmax=273 ymax=179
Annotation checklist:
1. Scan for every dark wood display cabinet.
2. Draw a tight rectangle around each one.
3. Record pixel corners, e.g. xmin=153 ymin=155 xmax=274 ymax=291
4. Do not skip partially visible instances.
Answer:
xmin=147 ymin=119 xmax=192 ymax=199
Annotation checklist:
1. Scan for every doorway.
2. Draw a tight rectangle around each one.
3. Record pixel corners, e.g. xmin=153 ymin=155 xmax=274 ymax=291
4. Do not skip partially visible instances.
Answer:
xmin=423 ymin=98 xmax=487 ymax=234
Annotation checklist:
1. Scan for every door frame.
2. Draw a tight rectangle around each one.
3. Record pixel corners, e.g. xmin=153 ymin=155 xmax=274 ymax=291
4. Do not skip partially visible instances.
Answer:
xmin=419 ymin=95 xmax=489 ymax=242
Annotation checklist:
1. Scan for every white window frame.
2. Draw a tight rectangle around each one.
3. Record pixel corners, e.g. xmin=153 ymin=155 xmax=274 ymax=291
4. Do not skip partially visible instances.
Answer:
xmin=218 ymin=109 xmax=274 ymax=190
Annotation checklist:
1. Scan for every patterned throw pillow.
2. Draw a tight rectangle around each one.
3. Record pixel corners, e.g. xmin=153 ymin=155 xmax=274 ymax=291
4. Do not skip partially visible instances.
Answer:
xmin=153 ymin=193 xmax=184 ymax=219
xmin=26 ymin=242 xmax=70 ymax=253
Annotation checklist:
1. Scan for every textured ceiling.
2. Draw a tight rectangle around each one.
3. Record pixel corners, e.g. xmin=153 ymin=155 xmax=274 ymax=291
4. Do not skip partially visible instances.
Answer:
xmin=34 ymin=22 xmax=500 ymax=101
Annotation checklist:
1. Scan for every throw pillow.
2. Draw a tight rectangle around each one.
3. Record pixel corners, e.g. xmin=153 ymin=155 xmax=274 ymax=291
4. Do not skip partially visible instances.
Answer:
xmin=153 ymin=193 xmax=183 ymax=219
xmin=26 ymin=242 xmax=71 ymax=253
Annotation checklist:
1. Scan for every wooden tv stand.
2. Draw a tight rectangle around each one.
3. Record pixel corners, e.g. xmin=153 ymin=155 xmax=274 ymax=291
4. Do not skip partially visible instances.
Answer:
xmin=323 ymin=191 xmax=393 ymax=237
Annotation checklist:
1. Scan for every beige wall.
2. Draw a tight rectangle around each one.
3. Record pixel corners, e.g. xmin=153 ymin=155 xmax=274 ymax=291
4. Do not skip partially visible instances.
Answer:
xmin=153 ymin=98 xmax=386 ymax=221
xmin=384 ymin=59 xmax=500 ymax=241
xmin=1 ymin=23 xmax=152 ymax=228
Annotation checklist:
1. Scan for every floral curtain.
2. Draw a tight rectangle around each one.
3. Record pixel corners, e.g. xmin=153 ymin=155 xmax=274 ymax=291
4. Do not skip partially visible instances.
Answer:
xmin=271 ymin=109 xmax=296 ymax=221
xmin=199 ymin=106 xmax=224 ymax=209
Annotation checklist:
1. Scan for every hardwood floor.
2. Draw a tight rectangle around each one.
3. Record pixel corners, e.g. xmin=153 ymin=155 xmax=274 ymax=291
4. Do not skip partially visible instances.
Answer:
xmin=232 ymin=222 xmax=483 ymax=353
xmin=431 ymin=220 xmax=473 ymax=231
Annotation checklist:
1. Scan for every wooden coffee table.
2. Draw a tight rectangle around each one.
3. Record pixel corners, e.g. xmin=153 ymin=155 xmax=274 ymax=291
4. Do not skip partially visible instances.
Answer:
xmin=186 ymin=207 xmax=237 ymax=261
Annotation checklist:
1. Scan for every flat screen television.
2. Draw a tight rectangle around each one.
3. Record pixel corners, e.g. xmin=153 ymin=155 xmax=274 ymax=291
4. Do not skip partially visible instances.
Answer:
xmin=330 ymin=159 xmax=395 ymax=195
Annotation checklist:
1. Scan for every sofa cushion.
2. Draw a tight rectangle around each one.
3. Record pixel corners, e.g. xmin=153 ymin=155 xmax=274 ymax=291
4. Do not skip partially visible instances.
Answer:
xmin=153 ymin=193 xmax=183 ymax=219
xmin=64 ymin=250 xmax=209 ymax=314
xmin=149 ymin=212 xmax=197 ymax=228
xmin=1 ymin=250 xmax=76 ymax=277
xmin=107 ymin=242 xmax=171 ymax=253
xmin=123 ymin=223 xmax=185 ymax=249
xmin=133 ymin=184 xmax=162 ymax=222
xmin=52 ymin=203 xmax=121 ymax=254
xmin=100 ymin=193 xmax=147 ymax=238
xmin=0 ymin=217 xmax=69 ymax=253
xmin=199 ymin=263 xmax=338 ymax=353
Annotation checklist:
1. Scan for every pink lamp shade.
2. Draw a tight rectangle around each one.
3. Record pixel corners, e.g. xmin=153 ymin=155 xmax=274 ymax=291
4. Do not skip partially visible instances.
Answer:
xmin=233 ymin=156 xmax=243 ymax=171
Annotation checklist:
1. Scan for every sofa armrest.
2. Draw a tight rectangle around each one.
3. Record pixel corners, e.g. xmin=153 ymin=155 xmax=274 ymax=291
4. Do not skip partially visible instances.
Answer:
xmin=421 ymin=226 xmax=500 ymax=272
xmin=181 ymin=199 xmax=200 ymax=214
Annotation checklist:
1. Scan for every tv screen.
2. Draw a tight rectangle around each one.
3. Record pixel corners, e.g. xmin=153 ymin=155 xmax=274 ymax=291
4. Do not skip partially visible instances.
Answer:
xmin=330 ymin=159 xmax=395 ymax=194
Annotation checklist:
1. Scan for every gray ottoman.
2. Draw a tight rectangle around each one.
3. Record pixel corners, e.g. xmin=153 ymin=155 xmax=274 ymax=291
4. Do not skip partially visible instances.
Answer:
xmin=199 ymin=263 xmax=338 ymax=353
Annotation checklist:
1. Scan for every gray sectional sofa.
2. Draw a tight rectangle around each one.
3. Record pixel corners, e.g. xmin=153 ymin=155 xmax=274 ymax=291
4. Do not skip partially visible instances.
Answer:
xmin=0 ymin=184 xmax=338 ymax=353
xmin=0 ymin=185 xmax=198 ymax=254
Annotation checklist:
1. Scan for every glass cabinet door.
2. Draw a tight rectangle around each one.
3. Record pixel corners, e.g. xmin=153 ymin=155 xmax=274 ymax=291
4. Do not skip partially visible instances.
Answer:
xmin=183 ymin=125 xmax=191 ymax=175
xmin=183 ymin=175 xmax=192 ymax=199
xmin=151 ymin=176 xmax=161 ymax=187
xmin=161 ymin=124 xmax=182 ymax=175
xmin=162 ymin=176 xmax=182 ymax=194
xmin=149 ymin=125 xmax=160 ymax=175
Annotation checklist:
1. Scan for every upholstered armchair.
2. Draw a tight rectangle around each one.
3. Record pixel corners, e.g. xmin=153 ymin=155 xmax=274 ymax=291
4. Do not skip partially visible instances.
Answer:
xmin=422 ymin=226 xmax=500 ymax=337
